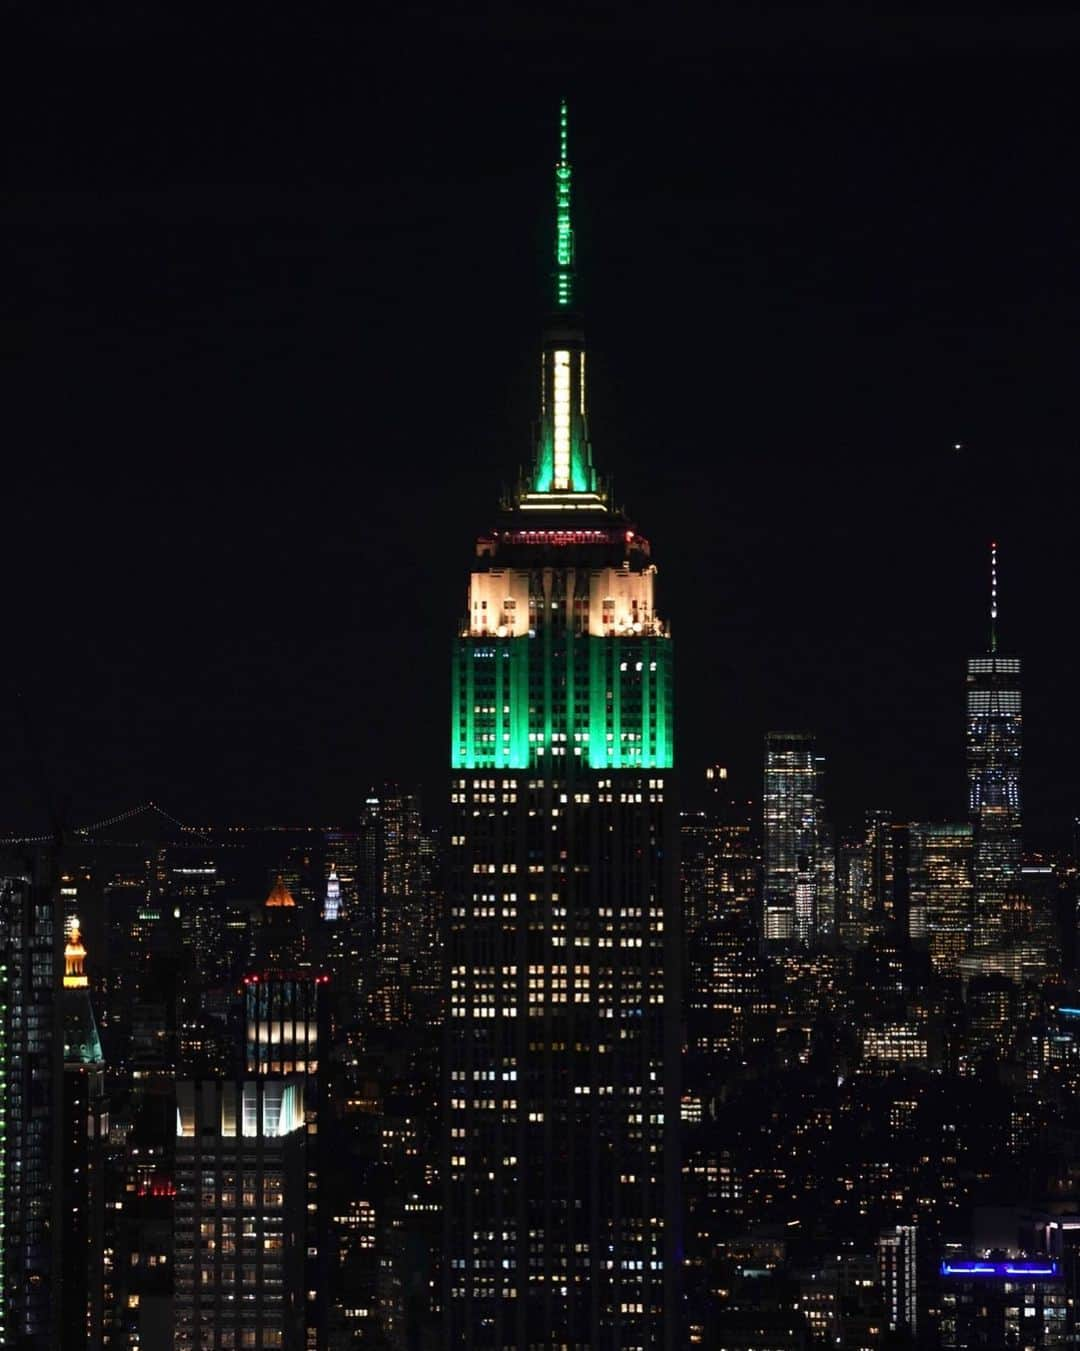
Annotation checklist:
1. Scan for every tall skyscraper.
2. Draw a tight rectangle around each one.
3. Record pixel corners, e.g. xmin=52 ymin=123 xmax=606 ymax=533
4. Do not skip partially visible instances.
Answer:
xmin=907 ymin=823 xmax=974 ymax=974
xmin=682 ymin=769 xmax=759 ymax=1056
xmin=968 ymin=542 xmax=1022 ymax=949
xmin=357 ymin=785 xmax=430 ymax=1026
xmin=60 ymin=916 xmax=107 ymax=1350
xmin=863 ymin=808 xmax=895 ymax=935
xmin=762 ymin=732 xmax=827 ymax=946
xmin=0 ymin=861 xmax=62 ymax=1348
xmin=444 ymin=102 xmax=679 ymax=1348
xmin=836 ymin=830 xmax=867 ymax=949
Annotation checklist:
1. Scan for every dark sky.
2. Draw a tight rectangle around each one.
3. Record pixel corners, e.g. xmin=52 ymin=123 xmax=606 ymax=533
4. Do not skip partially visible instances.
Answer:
xmin=4 ymin=7 xmax=1079 ymax=841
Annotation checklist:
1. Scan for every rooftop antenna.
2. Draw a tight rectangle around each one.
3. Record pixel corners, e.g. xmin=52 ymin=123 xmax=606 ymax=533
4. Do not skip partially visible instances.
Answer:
xmin=554 ymin=98 xmax=574 ymax=308
xmin=990 ymin=540 xmax=998 ymax=654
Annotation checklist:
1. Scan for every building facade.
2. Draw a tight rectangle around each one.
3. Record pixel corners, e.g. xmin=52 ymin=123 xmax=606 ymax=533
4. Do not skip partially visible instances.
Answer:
xmin=443 ymin=102 xmax=680 ymax=1348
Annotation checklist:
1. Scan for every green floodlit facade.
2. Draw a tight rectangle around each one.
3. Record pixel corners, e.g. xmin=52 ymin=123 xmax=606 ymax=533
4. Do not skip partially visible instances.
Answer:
xmin=452 ymin=632 xmax=673 ymax=770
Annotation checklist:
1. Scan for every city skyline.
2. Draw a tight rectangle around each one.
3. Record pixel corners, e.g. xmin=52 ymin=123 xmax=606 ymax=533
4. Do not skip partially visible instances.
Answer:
xmin=6 ymin=15 xmax=1080 ymax=1342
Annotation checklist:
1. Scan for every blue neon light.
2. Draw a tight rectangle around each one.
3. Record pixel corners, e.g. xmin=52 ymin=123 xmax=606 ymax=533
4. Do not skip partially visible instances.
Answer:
xmin=940 ymin=1260 xmax=1059 ymax=1278
xmin=1058 ymin=1007 xmax=1080 ymax=1017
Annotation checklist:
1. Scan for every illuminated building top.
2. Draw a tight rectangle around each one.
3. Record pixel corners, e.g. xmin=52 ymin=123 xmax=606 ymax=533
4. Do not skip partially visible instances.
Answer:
xmin=451 ymin=102 xmax=673 ymax=772
xmin=940 ymin=1260 xmax=1059 ymax=1279
xmin=63 ymin=916 xmax=88 ymax=989
xmin=265 ymin=874 xmax=296 ymax=908
xmin=324 ymin=868 xmax=341 ymax=922
xmin=61 ymin=915 xmax=103 ymax=1065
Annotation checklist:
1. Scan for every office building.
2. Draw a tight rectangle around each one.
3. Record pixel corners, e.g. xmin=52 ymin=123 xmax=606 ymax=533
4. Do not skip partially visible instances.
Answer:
xmin=174 ymin=1078 xmax=309 ymax=1350
xmin=908 ymin=823 xmax=974 ymax=975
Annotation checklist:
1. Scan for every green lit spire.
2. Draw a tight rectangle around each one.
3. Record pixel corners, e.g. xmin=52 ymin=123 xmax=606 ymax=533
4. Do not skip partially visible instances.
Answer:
xmin=526 ymin=100 xmax=599 ymax=498
xmin=555 ymin=98 xmax=574 ymax=308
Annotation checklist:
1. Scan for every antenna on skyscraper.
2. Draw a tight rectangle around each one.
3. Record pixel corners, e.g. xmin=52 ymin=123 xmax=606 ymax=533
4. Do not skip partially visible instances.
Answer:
xmin=554 ymin=98 xmax=574 ymax=309
xmin=990 ymin=540 xmax=998 ymax=654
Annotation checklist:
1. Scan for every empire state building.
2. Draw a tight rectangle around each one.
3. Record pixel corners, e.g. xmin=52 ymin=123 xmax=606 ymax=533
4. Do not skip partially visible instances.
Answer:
xmin=443 ymin=103 xmax=680 ymax=1349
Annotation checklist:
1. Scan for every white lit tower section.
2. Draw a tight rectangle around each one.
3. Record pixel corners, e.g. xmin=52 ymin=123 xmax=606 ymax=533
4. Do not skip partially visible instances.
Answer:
xmin=444 ymin=102 xmax=680 ymax=1350
xmin=323 ymin=868 xmax=341 ymax=923
xmin=763 ymin=732 xmax=822 ymax=948
xmin=968 ymin=542 xmax=1022 ymax=950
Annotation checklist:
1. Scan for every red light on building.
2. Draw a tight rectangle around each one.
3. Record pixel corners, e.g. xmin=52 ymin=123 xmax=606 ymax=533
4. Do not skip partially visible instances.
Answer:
xmin=137 ymin=1177 xmax=177 ymax=1199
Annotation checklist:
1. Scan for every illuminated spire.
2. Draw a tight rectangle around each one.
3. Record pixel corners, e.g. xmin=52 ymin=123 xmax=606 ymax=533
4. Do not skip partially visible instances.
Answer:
xmin=524 ymin=101 xmax=599 ymax=501
xmin=265 ymin=874 xmax=296 ymax=908
xmin=990 ymin=540 xmax=998 ymax=654
xmin=555 ymin=98 xmax=574 ymax=309
xmin=64 ymin=915 xmax=88 ymax=989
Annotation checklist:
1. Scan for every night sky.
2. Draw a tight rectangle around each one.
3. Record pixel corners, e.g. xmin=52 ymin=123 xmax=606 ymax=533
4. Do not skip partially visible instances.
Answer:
xmin=5 ymin=8 xmax=1079 ymax=841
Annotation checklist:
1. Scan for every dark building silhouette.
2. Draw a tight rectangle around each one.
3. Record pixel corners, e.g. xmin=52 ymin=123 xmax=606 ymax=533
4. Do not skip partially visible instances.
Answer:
xmin=0 ymin=862 xmax=62 ymax=1347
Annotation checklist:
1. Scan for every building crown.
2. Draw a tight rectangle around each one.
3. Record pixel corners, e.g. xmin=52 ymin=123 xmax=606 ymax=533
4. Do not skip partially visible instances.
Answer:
xmin=265 ymin=874 xmax=296 ymax=908
xmin=64 ymin=915 xmax=88 ymax=989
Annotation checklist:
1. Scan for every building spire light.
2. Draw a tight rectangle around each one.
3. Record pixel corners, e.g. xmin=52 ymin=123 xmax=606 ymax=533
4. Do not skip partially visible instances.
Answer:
xmin=64 ymin=914 xmax=88 ymax=989
xmin=526 ymin=101 xmax=600 ymax=500
xmin=990 ymin=539 xmax=998 ymax=654
xmin=555 ymin=97 xmax=574 ymax=309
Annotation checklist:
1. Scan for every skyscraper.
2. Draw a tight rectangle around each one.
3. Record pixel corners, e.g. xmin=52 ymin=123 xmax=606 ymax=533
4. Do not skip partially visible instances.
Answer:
xmin=444 ymin=102 xmax=679 ymax=1347
xmin=877 ymin=1224 xmax=918 ymax=1340
xmin=968 ymin=542 xmax=1022 ymax=949
xmin=907 ymin=822 xmax=974 ymax=974
xmin=243 ymin=920 xmax=330 ymax=1347
xmin=762 ymin=732 xmax=827 ymax=947
xmin=174 ymin=1078 xmax=309 ymax=1349
xmin=60 ymin=916 xmax=107 ymax=1350
xmin=357 ymin=785 xmax=430 ymax=1026
xmin=682 ymin=769 xmax=759 ymax=1056
xmin=863 ymin=808 xmax=895 ymax=936
xmin=0 ymin=860 xmax=62 ymax=1348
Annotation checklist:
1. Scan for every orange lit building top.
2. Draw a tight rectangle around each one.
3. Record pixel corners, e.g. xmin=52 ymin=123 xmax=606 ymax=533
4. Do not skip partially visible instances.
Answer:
xmin=265 ymin=874 xmax=296 ymax=908
xmin=64 ymin=917 xmax=89 ymax=989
